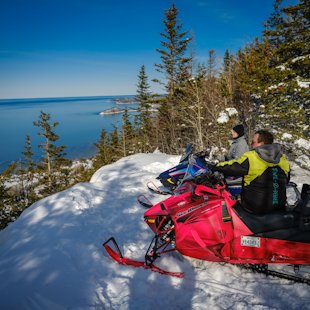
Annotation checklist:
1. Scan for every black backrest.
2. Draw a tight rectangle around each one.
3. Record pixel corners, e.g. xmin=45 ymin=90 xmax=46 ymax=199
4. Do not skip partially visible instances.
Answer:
xmin=299 ymin=184 xmax=310 ymax=231
xmin=300 ymin=184 xmax=310 ymax=215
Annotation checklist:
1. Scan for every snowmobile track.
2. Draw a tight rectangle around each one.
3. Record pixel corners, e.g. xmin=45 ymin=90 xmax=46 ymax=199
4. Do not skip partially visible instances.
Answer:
xmin=241 ymin=264 xmax=310 ymax=285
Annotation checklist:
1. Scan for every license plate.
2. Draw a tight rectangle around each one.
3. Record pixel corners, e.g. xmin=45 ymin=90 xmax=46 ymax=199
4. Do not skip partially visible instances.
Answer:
xmin=241 ymin=236 xmax=261 ymax=248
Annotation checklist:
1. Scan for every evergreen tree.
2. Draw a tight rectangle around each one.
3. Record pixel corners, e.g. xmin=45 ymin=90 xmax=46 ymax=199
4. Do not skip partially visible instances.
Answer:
xmin=22 ymin=135 xmax=37 ymax=205
xmin=263 ymin=0 xmax=284 ymax=53
xmin=155 ymin=3 xmax=192 ymax=96
xmin=121 ymin=108 xmax=135 ymax=156
xmin=136 ymin=65 xmax=151 ymax=103
xmin=223 ymin=49 xmax=233 ymax=72
xmin=261 ymin=0 xmax=309 ymax=135
xmin=23 ymin=135 xmax=35 ymax=174
xmin=93 ymin=129 xmax=113 ymax=170
xmin=136 ymin=65 xmax=154 ymax=152
xmin=110 ymin=126 xmax=122 ymax=161
xmin=34 ymin=111 xmax=70 ymax=194
xmin=264 ymin=0 xmax=309 ymax=67
xmin=219 ymin=50 xmax=234 ymax=107
xmin=207 ymin=50 xmax=216 ymax=80
xmin=230 ymin=42 xmax=270 ymax=138
xmin=153 ymin=3 xmax=192 ymax=153
xmin=0 ymin=163 xmax=17 ymax=229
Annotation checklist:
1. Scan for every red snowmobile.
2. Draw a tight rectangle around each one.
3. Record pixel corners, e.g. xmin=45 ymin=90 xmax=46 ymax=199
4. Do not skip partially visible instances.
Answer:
xmin=103 ymin=156 xmax=310 ymax=283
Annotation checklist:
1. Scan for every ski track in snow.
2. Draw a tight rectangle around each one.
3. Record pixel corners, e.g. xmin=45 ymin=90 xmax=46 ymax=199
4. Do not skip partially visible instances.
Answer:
xmin=0 ymin=153 xmax=309 ymax=310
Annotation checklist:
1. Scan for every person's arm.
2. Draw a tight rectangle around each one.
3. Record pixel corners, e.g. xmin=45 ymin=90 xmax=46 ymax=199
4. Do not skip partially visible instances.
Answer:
xmin=213 ymin=153 xmax=249 ymax=177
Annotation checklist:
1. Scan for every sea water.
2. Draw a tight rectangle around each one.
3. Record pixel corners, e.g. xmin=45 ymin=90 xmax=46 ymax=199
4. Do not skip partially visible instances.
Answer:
xmin=0 ymin=96 xmax=138 ymax=171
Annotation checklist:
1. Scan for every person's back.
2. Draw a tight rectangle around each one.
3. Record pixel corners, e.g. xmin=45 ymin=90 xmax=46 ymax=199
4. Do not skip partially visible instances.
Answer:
xmin=226 ymin=124 xmax=249 ymax=160
xmin=215 ymin=130 xmax=290 ymax=214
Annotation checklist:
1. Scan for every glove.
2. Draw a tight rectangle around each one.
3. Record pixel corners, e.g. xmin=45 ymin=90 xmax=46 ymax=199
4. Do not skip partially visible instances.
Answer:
xmin=194 ymin=171 xmax=211 ymax=185
xmin=206 ymin=163 xmax=217 ymax=172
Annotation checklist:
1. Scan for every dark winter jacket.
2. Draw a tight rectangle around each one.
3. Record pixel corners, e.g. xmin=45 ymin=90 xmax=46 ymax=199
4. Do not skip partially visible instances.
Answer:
xmin=226 ymin=136 xmax=249 ymax=160
xmin=215 ymin=144 xmax=290 ymax=214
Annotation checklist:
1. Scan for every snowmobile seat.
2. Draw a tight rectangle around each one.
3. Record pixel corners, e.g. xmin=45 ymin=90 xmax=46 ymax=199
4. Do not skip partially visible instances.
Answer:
xmin=225 ymin=177 xmax=242 ymax=186
xmin=233 ymin=202 xmax=299 ymax=234
xmin=257 ymin=226 xmax=310 ymax=242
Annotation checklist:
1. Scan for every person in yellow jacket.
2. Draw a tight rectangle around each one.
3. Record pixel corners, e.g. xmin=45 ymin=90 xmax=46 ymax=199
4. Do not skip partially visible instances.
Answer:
xmin=213 ymin=130 xmax=290 ymax=214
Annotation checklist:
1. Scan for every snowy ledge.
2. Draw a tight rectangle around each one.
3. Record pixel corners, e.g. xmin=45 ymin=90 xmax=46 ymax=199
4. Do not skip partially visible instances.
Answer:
xmin=0 ymin=153 xmax=310 ymax=309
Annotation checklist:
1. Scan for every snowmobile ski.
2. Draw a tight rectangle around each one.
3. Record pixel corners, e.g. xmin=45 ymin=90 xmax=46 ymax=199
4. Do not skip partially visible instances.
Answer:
xmin=147 ymin=181 xmax=172 ymax=195
xmin=137 ymin=195 xmax=153 ymax=209
xmin=103 ymin=237 xmax=184 ymax=278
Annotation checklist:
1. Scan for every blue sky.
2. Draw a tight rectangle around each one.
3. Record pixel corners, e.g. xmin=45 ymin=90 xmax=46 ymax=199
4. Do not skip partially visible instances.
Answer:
xmin=0 ymin=0 xmax=278 ymax=99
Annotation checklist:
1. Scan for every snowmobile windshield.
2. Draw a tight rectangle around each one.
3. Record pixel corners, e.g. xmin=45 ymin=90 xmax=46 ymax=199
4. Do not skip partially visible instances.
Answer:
xmin=179 ymin=143 xmax=193 ymax=163
xmin=180 ymin=154 xmax=208 ymax=185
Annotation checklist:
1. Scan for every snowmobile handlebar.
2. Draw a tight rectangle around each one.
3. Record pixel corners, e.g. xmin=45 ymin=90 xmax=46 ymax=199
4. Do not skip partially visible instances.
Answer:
xmin=192 ymin=169 xmax=225 ymax=188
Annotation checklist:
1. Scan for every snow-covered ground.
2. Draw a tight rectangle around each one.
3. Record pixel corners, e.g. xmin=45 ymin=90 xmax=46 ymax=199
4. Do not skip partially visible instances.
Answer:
xmin=0 ymin=153 xmax=309 ymax=310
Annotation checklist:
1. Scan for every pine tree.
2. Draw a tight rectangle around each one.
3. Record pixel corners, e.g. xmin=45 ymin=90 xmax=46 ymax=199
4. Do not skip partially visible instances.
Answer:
xmin=34 ymin=111 xmax=70 ymax=194
xmin=263 ymin=0 xmax=284 ymax=54
xmin=153 ymin=3 xmax=193 ymax=153
xmin=219 ymin=50 xmax=234 ymax=107
xmin=93 ymin=129 xmax=113 ymax=170
xmin=230 ymin=42 xmax=270 ymax=138
xmin=0 ymin=163 xmax=17 ymax=229
xmin=110 ymin=126 xmax=122 ymax=161
xmin=22 ymin=135 xmax=37 ymax=205
xmin=121 ymin=108 xmax=135 ymax=156
xmin=207 ymin=50 xmax=216 ymax=80
xmin=136 ymin=65 xmax=154 ymax=152
xmin=136 ymin=65 xmax=151 ymax=103
xmin=223 ymin=49 xmax=233 ymax=73
xmin=264 ymin=0 xmax=309 ymax=67
xmin=155 ymin=3 xmax=192 ymax=96
xmin=23 ymin=135 xmax=35 ymax=174
xmin=261 ymin=0 xmax=309 ymax=136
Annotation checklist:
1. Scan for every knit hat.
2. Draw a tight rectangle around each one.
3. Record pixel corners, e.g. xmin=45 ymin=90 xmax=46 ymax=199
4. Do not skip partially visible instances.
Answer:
xmin=232 ymin=124 xmax=244 ymax=137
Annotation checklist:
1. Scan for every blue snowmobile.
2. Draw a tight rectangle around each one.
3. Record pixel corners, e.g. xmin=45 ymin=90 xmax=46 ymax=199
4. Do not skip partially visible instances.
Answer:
xmin=148 ymin=144 xmax=242 ymax=197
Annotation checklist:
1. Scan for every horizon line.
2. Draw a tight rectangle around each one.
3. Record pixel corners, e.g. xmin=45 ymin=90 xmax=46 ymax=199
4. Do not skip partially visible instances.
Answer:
xmin=0 ymin=94 xmax=138 ymax=101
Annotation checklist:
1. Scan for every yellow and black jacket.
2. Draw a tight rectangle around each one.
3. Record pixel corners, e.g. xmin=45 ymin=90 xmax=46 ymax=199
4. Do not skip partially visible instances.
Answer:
xmin=215 ymin=144 xmax=290 ymax=214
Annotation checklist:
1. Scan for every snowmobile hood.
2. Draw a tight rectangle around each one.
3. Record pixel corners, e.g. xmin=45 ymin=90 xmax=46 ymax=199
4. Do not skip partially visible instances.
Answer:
xmin=254 ymin=143 xmax=283 ymax=164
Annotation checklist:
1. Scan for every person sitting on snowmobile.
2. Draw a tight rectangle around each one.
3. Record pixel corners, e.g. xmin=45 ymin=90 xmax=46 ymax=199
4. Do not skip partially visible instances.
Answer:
xmin=225 ymin=124 xmax=249 ymax=160
xmin=212 ymin=130 xmax=290 ymax=214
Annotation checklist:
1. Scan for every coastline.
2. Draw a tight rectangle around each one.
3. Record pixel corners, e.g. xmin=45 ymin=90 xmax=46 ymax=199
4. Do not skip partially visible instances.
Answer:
xmin=99 ymin=107 xmax=138 ymax=115
xmin=0 ymin=95 xmax=138 ymax=172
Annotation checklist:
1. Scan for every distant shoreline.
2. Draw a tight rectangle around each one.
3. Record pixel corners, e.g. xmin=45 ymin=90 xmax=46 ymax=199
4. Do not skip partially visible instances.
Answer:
xmin=99 ymin=107 xmax=138 ymax=115
xmin=0 ymin=95 xmax=139 ymax=172
xmin=112 ymin=97 xmax=138 ymax=104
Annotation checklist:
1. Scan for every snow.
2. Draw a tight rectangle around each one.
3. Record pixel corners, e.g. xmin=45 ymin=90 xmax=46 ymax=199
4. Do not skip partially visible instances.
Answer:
xmin=276 ymin=65 xmax=289 ymax=71
xmin=282 ymin=133 xmax=293 ymax=140
xmin=291 ymin=55 xmax=309 ymax=63
xmin=217 ymin=111 xmax=229 ymax=124
xmin=217 ymin=108 xmax=238 ymax=124
xmin=268 ymin=82 xmax=284 ymax=90
xmin=225 ymin=107 xmax=238 ymax=116
xmin=0 ymin=153 xmax=310 ymax=310
xmin=295 ymin=138 xmax=310 ymax=151
xmin=296 ymin=78 xmax=310 ymax=89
